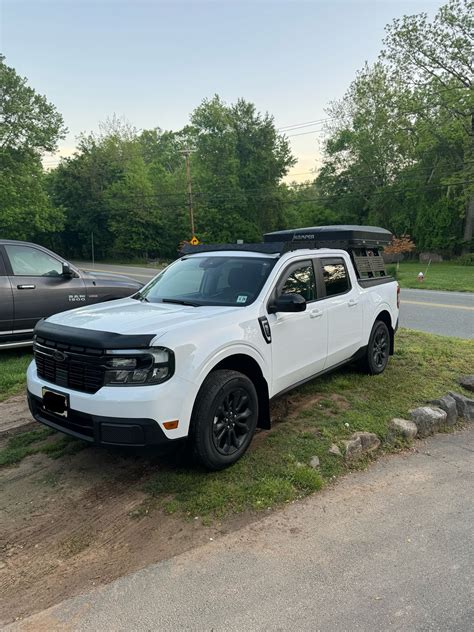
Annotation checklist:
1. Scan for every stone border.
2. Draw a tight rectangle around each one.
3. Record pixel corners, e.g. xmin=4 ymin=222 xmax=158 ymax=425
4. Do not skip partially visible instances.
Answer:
xmin=318 ymin=376 xmax=474 ymax=463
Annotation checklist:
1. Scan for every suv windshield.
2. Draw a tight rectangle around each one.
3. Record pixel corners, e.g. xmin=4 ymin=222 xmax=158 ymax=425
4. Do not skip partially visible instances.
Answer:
xmin=137 ymin=256 xmax=276 ymax=307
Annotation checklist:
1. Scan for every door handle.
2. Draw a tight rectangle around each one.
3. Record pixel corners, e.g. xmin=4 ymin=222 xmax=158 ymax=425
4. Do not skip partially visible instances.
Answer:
xmin=17 ymin=284 xmax=36 ymax=290
xmin=348 ymin=299 xmax=359 ymax=307
xmin=309 ymin=308 xmax=323 ymax=319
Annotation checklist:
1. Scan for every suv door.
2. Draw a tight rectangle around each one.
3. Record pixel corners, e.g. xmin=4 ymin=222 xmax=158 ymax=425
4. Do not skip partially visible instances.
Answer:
xmin=0 ymin=248 xmax=14 ymax=337
xmin=4 ymin=244 xmax=87 ymax=333
xmin=268 ymin=259 xmax=328 ymax=395
xmin=316 ymin=256 xmax=363 ymax=367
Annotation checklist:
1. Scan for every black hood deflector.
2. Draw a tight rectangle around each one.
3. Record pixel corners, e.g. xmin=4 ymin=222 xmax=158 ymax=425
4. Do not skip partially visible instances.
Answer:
xmin=34 ymin=320 xmax=155 ymax=350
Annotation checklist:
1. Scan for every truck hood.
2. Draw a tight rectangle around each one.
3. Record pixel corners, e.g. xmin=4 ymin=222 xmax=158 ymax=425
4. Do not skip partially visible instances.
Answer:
xmin=45 ymin=298 xmax=241 ymax=336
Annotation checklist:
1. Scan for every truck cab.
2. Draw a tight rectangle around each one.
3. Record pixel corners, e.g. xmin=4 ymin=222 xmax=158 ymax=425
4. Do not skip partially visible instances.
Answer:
xmin=26 ymin=225 xmax=399 ymax=470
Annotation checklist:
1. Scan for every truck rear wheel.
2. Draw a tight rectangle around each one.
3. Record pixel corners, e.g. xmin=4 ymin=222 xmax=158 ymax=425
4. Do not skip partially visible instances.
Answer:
xmin=191 ymin=370 xmax=258 ymax=470
xmin=360 ymin=320 xmax=391 ymax=375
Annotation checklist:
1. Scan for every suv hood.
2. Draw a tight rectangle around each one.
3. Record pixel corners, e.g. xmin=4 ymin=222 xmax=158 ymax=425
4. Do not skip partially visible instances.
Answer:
xmin=46 ymin=298 xmax=241 ymax=336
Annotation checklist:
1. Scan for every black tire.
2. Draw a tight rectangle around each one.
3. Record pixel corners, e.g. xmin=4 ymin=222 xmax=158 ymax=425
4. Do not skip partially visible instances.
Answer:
xmin=191 ymin=369 xmax=259 ymax=470
xmin=360 ymin=320 xmax=391 ymax=375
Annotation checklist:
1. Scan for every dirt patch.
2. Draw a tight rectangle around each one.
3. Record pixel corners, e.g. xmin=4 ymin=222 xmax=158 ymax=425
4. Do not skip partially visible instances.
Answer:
xmin=0 ymin=389 xmax=350 ymax=624
xmin=271 ymin=391 xmax=350 ymax=422
xmin=0 ymin=394 xmax=31 ymax=433
xmin=0 ymin=437 xmax=259 ymax=625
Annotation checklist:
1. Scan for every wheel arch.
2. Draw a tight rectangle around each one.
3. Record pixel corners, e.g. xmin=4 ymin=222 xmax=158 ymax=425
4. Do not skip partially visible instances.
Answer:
xmin=195 ymin=353 xmax=271 ymax=430
xmin=374 ymin=309 xmax=394 ymax=355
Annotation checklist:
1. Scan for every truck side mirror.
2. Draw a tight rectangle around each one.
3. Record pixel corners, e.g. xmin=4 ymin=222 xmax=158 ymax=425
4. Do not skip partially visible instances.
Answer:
xmin=61 ymin=263 xmax=74 ymax=278
xmin=268 ymin=293 xmax=307 ymax=314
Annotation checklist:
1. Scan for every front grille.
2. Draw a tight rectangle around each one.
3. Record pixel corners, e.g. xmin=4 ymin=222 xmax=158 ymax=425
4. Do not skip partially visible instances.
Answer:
xmin=34 ymin=336 xmax=105 ymax=394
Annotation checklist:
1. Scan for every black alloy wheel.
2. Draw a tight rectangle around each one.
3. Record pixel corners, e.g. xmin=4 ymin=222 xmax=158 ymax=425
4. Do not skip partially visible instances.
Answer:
xmin=212 ymin=387 xmax=254 ymax=456
xmin=191 ymin=369 xmax=259 ymax=470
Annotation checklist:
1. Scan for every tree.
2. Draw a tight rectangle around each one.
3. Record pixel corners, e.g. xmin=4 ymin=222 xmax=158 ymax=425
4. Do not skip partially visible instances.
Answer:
xmin=0 ymin=56 xmax=66 ymax=240
xmin=384 ymin=234 xmax=416 ymax=270
xmin=186 ymin=96 xmax=295 ymax=241
xmin=382 ymin=0 xmax=474 ymax=251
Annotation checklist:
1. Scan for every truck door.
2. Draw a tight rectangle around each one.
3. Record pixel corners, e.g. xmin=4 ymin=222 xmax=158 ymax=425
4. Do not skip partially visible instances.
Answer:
xmin=4 ymin=243 xmax=87 ymax=333
xmin=0 ymin=248 xmax=14 ymax=337
xmin=268 ymin=259 xmax=328 ymax=395
xmin=316 ymin=256 xmax=363 ymax=367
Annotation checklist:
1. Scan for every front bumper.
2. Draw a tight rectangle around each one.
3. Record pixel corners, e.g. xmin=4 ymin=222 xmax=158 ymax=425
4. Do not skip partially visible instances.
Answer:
xmin=27 ymin=360 xmax=198 ymax=444
xmin=28 ymin=392 xmax=171 ymax=446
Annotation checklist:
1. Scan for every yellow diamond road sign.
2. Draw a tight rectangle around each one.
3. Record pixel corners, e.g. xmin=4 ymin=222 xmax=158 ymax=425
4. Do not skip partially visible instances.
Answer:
xmin=190 ymin=236 xmax=200 ymax=245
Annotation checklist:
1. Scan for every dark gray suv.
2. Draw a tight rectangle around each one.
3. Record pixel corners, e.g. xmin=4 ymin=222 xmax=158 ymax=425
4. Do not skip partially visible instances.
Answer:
xmin=0 ymin=240 xmax=143 ymax=349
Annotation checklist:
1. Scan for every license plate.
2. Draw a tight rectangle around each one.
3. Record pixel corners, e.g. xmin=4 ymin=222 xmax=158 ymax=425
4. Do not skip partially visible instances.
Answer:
xmin=42 ymin=388 xmax=69 ymax=418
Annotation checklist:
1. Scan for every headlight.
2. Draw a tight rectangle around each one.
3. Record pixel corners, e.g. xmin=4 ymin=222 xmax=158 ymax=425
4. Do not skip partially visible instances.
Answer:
xmin=103 ymin=348 xmax=174 ymax=386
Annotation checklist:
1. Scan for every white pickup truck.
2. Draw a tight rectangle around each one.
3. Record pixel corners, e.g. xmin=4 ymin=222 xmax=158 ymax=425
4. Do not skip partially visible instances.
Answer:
xmin=27 ymin=225 xmax=400 ymax=470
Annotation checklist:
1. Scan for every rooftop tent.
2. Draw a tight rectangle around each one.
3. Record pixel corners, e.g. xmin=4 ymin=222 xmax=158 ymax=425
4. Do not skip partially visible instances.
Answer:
xmin=264 ymin=225 xmax=393 ymax=280
xmin=263 ymin=225 xmax=392 ymax=249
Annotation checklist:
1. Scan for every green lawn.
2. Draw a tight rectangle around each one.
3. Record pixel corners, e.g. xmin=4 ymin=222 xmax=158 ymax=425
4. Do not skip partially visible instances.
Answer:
xmin=144 ymin=329 xmax=474 ymax=519
xmin=395 ymin=262 xmax=474 ymax=292
xmin=2 ymin=330 xmax=473 ymax=521
xmin=0 ymin=349 xmax=32 ymax=402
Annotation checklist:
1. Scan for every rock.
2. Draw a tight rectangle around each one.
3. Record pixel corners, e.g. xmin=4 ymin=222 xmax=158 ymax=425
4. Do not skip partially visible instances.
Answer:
xmin=428 ymin=395 xmax=458 ymax=426
xmin=458 ymin=375 xmax=474 ymax=393
xmin=388 ymin=418 xmax=418 ymax=440
xmin=410 ymin=406 xmax=447 ymax=437
xmin=309 ymin=456 xmax=320 ymax=469
xmin=419 ymin=252 xmax=443 ymax=263
xmin=351 ymin=431 xmax=381 ymax=453
xmin=343 ymin=436 xmax=363 ymax=460
xmin=448 ymin=392 xmax=474 ymax=421
xmin=328 ymin=443 xmax=342 ymax=457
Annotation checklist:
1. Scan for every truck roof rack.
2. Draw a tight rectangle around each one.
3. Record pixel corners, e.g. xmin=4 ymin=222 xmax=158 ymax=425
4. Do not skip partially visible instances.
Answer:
xmin=180 ymin=242 xmax=285 ymax=256
xmin=180 ymin=225 xmax=392 ymax=257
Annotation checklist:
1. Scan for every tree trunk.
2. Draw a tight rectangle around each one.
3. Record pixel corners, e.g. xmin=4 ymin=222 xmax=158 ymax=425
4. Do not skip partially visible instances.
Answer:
xmin=462 ymin=193 xmax=474 ymax=254
xmin=461 ymin=114 xmax=474 ymax=254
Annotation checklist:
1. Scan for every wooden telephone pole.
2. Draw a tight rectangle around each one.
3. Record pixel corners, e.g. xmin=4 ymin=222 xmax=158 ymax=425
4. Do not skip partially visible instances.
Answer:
xmin=180 ymin=148 xmax=196 ymax=238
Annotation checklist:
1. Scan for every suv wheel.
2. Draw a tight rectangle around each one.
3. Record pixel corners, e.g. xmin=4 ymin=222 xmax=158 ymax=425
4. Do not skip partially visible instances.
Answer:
xmin=361 ymin=320 xmax=391 ymax=375
xmin=191 ymin=370 xmax=258 ymax=470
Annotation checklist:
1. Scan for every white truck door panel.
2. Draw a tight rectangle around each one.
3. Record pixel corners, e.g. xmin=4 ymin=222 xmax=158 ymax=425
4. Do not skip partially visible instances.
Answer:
xmin=317 ymin=256 xmax=363 ymax=367
xmin=268 ymin=259 xmax=327 ymax=395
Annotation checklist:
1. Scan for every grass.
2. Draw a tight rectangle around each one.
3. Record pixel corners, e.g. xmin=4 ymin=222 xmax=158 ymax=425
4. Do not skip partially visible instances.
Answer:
xmin=2 ymin=329 xmax=473 ymax=520
xmin=143 ymin=329 xmax=474 ymax=520
xmin=0 ymin=427 xmax=88 ymax=467
xmin=0 ymin=349 xmax=32 ymax=402
xmin=395 ymin=261 xmax=474 ymax=292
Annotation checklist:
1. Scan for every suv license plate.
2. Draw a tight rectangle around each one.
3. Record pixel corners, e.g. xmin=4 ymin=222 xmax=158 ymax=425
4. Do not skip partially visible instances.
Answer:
xmin=42 ymin=388 xmax=69 ymax=418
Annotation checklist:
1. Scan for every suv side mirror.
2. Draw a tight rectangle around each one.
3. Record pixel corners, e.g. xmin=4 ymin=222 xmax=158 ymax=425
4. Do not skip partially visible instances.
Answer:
xmin=61 ymin=263 xmax=74 ymax=278
xmin=268 ymin=293 xmax=307 ymax=314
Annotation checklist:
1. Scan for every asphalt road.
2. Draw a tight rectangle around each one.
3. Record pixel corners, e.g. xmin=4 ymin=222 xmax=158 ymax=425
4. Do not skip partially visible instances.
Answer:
xmin=12 ymin=426 xmax=474 ymax=631
xmin=75 ymin=262 xmax=474 ymax=339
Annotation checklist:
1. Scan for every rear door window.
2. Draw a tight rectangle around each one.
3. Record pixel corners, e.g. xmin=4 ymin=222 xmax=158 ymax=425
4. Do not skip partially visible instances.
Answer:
xmin=321 ymin=258 xmax=350 ymax=297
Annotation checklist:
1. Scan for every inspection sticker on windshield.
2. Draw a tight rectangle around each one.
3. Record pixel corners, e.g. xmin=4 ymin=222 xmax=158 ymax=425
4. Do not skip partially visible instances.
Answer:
xmin=237 ymin=295 xmax=248 ymax=304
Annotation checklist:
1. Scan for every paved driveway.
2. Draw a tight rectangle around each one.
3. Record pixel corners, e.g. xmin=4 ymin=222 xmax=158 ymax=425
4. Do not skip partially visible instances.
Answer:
xmin=11 ymin=426 xmax=474 ymax=631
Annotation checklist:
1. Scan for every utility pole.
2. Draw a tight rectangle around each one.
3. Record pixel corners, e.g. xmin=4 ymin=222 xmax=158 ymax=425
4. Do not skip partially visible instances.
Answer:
xmin=180 ymin=148 xmax=196 ymax=238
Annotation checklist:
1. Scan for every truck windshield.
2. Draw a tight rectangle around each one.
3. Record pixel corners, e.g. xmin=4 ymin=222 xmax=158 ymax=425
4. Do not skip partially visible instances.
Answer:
xmin=136 ymin=256 xmax=276 ymax=307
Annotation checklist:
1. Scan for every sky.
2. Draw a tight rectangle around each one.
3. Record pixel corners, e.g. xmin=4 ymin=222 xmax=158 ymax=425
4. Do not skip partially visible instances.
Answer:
xmin=1 ymin=0 xmax=442 ymax=181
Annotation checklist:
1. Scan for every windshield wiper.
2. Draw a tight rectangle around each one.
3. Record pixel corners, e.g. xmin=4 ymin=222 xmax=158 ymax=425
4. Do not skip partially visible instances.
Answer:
xmin=161 ymin=298 xmax=200 ymax=307
xmin=132 ymin=293 xmax=149 ymax=302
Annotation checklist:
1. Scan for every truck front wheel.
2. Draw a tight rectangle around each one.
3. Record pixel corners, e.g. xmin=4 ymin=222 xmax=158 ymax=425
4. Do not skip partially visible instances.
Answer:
xmin=361 ymin=320 xmax=391 ymax=375
xmin=191 ymin=369 xmax=259 ymax=470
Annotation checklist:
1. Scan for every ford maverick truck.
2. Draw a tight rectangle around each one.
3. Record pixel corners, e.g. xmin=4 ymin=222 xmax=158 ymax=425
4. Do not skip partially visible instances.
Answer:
xmin=27 ymin=225 xmax=399 ymax=470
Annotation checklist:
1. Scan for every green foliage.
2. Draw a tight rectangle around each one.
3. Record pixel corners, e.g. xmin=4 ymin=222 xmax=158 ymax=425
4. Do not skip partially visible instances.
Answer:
xmin=50 ymin=97 xmax=296 ymax=259
xmin=0 ymin=55 xmax=66 ymax=240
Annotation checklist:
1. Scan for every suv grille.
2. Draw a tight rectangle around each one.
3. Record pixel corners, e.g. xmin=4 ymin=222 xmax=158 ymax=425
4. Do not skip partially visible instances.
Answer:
xmin=34 ymin=336 xmax=105 ymax=394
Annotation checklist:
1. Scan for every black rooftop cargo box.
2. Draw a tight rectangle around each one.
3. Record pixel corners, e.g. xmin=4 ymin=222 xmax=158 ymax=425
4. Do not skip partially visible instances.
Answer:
xmin=263 ymin=225 xmax=392 ymax=249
